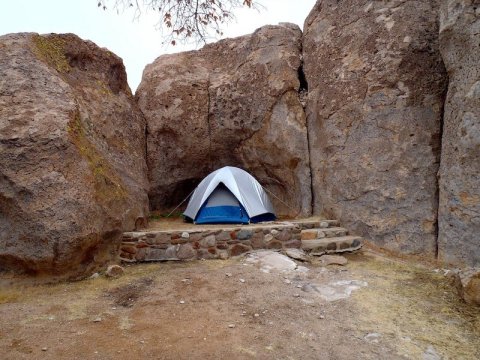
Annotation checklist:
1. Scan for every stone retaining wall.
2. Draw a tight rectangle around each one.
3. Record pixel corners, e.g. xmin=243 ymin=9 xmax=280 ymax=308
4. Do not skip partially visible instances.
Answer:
xmin=120 ymin=220 xmax=338 ymax=262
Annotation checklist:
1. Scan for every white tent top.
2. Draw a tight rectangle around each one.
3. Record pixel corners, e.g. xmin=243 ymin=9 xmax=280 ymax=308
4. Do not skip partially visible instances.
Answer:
xmin=183 ymin=166 xmax=275 ymax=221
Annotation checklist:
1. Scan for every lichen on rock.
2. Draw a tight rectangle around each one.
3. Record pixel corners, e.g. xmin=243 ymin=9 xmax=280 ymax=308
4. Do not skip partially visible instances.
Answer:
xmin=0 ymin=33 xmax=148 ymax=278
xmin=31 ymin=34 xmax=71 ymax=73
xmin=67 ymin=110 xmax=127 ymax=203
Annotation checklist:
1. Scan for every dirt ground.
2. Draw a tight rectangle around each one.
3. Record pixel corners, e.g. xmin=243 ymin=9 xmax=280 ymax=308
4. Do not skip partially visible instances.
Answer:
xmin=145 ymin=216 xmax=302 ymax=232
xmin=0 ymin=250 xmax=479 ymax=360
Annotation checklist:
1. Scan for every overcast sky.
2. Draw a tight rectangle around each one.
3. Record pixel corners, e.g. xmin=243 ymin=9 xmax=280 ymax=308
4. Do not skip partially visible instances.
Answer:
xmin=0 ymin=0 xmax=316 ymax=92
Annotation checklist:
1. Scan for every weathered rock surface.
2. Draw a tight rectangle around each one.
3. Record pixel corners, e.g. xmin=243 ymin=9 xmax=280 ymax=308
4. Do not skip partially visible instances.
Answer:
xmin=303 ymin=1 xmax=447 ymax=255
xmin=438 ymin=1 xmax=480 ymax=267
xmin=318 ymin=254 xmax=348 ymax=266
xmin=245 ymin=250 xmax=300 ymax=273
xmin=301 ymin=280 xmax=368 ymax=302
xmin=136 ymin=23 xmax=312 ymax=217
xmin=285 ymin=248 xmax=308 ymax=262
xmin=0 ymin=33 xmax=149 ymax=278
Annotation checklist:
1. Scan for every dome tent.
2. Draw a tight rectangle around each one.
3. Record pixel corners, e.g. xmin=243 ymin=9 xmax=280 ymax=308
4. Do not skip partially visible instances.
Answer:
xmin=183 ymin=166 xmax=276 ymax=224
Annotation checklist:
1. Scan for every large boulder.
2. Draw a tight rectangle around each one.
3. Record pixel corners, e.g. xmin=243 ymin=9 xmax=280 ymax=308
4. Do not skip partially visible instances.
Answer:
xmin=136 ymin=24 xmax=312 ymax=218
xmin=0 ymin=33 xmax=149 ymax=278
xmin=438 ymin=1 xmax=480 ymax=267
xmin=303 ymin=1 xmax=447 ymax=255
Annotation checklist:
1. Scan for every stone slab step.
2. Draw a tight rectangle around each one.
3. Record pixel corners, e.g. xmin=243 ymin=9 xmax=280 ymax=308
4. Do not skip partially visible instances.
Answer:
xmin=300 ymin=227 xmax=348 ymax=240
xmin=290 ymin=219 xmax=340 ymax=229
xmin=301 ymin=236 xmax=362 ymax=254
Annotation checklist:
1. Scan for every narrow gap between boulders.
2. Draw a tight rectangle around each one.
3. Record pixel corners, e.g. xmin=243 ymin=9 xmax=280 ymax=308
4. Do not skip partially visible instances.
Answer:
xmin=297 ymin=39 xmax=315 ymax=215
xmin=434 ymin=61 xmax=450 ymax=259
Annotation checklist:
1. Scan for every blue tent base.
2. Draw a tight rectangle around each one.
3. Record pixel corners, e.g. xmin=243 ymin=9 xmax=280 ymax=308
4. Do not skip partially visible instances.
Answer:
xmin=190 ymin=206 xmax=277 ymax=225
xmin=250 ymin=213 xmax=276 ymax=223
xmin=195 ymin=205 xmax=249 ymax=224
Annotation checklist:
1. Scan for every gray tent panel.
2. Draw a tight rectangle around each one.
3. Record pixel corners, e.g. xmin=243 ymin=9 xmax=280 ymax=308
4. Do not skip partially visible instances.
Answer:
xmin=183 ymin=166 xmax=275 ymax=221
xmin=205 ymin=185 xmax=240 ymax=207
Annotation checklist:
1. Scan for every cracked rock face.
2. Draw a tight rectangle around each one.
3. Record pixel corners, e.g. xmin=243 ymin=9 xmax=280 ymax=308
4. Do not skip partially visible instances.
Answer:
xmin=438 ymin=1 xmax=480 ymax=267
xmin=303 ymin=0 xmax=448 ymax=255
xmin=0 ymin=33 xmax=149 ymax=278
xmin=136 ymin=23 xmax=312 ymax=218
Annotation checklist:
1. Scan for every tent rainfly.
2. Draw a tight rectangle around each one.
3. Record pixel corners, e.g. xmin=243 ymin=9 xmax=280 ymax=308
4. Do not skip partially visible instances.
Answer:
xmin=183 ymin=166 xmax=276 ymax=224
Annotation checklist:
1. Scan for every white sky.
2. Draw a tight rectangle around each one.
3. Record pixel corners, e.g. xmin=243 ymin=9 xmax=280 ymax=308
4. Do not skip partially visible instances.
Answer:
xmin=0 ymin=0 xmax=316 ymax=92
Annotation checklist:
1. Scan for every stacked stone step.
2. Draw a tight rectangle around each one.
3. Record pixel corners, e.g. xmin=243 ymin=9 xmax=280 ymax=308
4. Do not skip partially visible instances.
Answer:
xmin=119 ymin=219 xmax=361 ymax=263
xmin=120 ymin=223 xmax=304 ymax=262
xmin=300 ymin=221 xmax=362 ymax=255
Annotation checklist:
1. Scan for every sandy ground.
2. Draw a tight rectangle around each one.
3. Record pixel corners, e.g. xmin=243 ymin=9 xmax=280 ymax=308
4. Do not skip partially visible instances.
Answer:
xmin=145 ymin=216 xmax=317 ymax=232
xmin=0 ymin=250 xmax=479 ymax=360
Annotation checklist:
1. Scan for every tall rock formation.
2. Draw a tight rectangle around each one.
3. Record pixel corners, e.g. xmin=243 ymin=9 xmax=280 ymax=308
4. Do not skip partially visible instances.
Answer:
xmin=303 ymin=1 xmax=447 ymax=255
xmin=137 ymin=24 xmax=312 ymax=218
xmin=0 ymin=33 xmax=149 ymax=278
xmin=438 ymin=1 xmax=480 ymax=267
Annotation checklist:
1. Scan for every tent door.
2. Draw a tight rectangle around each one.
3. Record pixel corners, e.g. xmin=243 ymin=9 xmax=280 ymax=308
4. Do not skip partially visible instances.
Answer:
xmin=195 ymin=184 xmax=249 ymax=224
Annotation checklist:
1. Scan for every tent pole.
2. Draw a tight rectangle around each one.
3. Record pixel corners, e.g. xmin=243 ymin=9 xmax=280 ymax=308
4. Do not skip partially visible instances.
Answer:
xmin=166 ymin=188 xmax=196 ymax=218
xmin=262 ymin=186 xmax=301 ymax=218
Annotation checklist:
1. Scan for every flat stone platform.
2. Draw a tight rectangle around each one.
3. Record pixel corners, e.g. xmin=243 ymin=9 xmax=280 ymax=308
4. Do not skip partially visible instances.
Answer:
xmin=120 ymin=217 xmax=362 ymax=262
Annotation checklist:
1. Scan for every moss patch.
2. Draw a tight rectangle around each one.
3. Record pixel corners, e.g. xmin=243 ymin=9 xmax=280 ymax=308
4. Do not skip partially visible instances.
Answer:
xmin=0 ymin=288 xmax=20 ymax=304
xmin=67 ymin=110 xmax=127 ymax=202
xmin=31 ymin=34 xmax=71 ymax=73
xmin=96 ymin=79 xmax=112 ymax=96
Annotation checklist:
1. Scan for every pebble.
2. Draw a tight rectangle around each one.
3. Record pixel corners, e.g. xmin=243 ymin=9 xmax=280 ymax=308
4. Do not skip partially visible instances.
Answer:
xmin=225 ymin=273 xmax=232 ymax=277
xmin=293 ymin=293 xmax=300 ymax=298
xmin=319 ymin=221 xmax=329 ymax=228
xmin=284 ymin=279 xmax=292 ymax=284
xmin=41 ymin=347 xmax=48 ymax=351
xmin=296 ymin=285 xmax=302 ymax=288
xmin=93 ymin=317 xmax=102 ymax=322
xmin=228 ymin=324 xmax=235 ymax=328
xmin=239 ymin=278 xmax=245 ymax=283
xmin=254 ymin=313 xmax=260 ymax=317
xmin=179 ymin=300 xmax=185 ymax=304
xmin=423 ymin=345 xmax=441 ymax=360
xmin=364 ymin=333 xmax=381 ymax=343
xmin=105 ymin=264 xmax=124 ymax=278
xmin=319 ymin=315 xmax=325 ymax=319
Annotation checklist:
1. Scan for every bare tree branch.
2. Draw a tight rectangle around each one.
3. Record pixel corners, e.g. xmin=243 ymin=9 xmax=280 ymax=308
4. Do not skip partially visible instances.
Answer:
xmin=98 ymin=0 xmax=262 ymax=46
